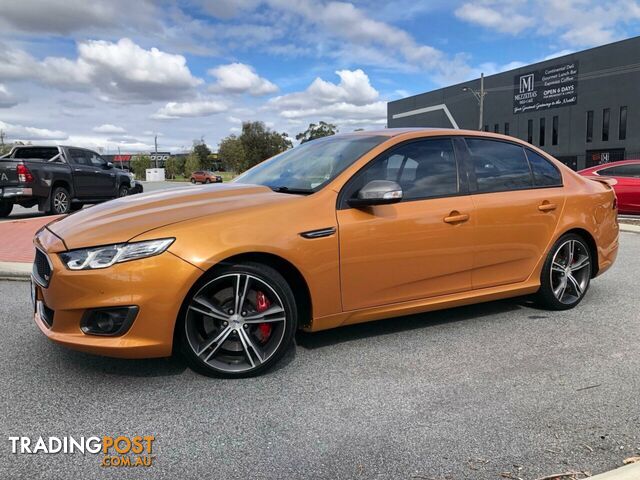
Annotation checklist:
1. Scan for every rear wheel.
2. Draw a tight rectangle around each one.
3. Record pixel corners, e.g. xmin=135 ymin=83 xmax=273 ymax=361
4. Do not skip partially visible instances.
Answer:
xmin=0 ymin=201 xmax=13 ymax=217
xmin=49 ymin=186 xmax=70 ymax=215
xmin=537 ymin=234 xmax=592 ymax=310
xmin=179 ymin=262 xmax=297 ymax=378
xmin=190 ymin=178 xmax=196 ymax=184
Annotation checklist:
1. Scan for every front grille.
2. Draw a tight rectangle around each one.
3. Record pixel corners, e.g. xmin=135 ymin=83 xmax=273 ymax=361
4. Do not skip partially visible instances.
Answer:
xmin=33 ymin=248 xmax=52 ymax=287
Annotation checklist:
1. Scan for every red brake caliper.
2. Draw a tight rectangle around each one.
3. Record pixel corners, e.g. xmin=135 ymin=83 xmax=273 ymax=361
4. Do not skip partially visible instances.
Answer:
xmin=255 ymin=291 xmax=272 ymax=343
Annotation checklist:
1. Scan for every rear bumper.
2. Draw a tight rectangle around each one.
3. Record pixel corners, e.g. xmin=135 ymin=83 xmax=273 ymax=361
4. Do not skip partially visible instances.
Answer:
xmin=33 ymin=249 xmax=203 ymax=359
xmin=0 ymin=187 xmax=33 ymax=199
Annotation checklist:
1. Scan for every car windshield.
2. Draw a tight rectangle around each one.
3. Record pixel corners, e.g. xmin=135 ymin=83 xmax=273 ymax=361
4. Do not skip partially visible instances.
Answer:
xmin=232 ymin=135 xmax=387 ymax=193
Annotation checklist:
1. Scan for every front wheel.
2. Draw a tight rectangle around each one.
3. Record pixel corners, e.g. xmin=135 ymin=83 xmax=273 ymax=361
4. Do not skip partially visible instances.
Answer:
xmin=49 ymin=186 xmax=71 ymax=215
xmin=118 ymin=185 xmax=129 ymax=197
xmin=537 ymin=234 xmax=592 ymax=310
xmin=190 ymin=178 xmax=196 ymax=184
xmin=179 ymin=262 xmax=297 ymax=378
xmin=0 ymin=201 xmax=13 ymax=217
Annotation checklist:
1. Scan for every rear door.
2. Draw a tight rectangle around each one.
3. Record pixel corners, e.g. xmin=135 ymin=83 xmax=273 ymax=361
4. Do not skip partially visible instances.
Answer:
xmin=462 ymin=138 xmax=566 ymax=289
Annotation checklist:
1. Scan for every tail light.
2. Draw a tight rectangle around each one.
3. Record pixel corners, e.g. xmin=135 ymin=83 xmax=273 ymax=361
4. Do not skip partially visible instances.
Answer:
xmin=17 ymin=164 xmax=34 ymax=183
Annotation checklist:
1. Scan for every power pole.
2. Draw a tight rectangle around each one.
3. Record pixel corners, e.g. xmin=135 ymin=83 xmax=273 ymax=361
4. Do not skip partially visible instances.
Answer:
xmin=0 ymin=129 xmax=4 ymax=148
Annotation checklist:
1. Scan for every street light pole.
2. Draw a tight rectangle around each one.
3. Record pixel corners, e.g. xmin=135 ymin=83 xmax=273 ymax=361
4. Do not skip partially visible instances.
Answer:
xmin=463 ymin=73 xmax=487 ymax=131
xmin=478 ymin=73 xmax=484 ymax=131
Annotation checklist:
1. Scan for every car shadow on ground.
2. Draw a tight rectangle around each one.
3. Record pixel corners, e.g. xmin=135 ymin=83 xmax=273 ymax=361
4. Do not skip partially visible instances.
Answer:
xmin=37 ymin=296 xmax=534 ymax=379
xmin=53 ymin=348 xmax=189 ymax=378
xmin=295 ymin=296 xmax=532 ymax=350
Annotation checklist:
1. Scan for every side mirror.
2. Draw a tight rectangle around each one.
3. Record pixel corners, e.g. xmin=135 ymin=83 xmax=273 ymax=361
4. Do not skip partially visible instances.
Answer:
xmin=105 ymin=162 xmax=114 ymax=169
xmin=348 ymin=180 xmax=403 ymax=207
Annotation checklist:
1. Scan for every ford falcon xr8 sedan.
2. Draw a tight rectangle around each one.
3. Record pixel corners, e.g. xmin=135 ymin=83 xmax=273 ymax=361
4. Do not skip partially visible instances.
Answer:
xmin=32 ymin=129 xmax=619 ymax=378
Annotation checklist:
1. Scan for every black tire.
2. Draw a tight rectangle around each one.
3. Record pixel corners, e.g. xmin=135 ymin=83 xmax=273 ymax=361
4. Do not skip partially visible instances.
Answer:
xmin=179 ymin=262 xmax=298 ymax=378
xmin=0 ymin=201 xmax=13 ymax=218
xmin=49 ymin=186 xmax=71 ymax=215
xmin=118 ymin=185 xmax=129 ymax=197
xmin=190 ymin=178 xmax=196 ymax=184
xmin=537 ymin=233 xmax=592 ymax=310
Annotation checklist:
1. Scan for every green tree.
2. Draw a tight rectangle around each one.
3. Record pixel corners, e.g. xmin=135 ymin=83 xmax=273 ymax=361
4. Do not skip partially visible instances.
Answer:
xmin=130 ymin=155 xmax=151 ymax=180
xmin=184 ymin=153 xmax=201 ymax=177
xmin=295 ymin=121 xmax=338 ymax=143
xmin=164 ymin=156 xmax=184 ymax=179
xmin=240 ymin=121 xmax=292 ymax=170
xmin=192 ymin=138 xmax=211 ymax=169
xmin=218 ymin=135 xmax=245 ymax=173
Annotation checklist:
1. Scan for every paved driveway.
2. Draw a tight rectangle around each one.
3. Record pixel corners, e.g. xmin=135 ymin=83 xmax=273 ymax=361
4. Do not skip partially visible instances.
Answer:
xmin=1 ymin=233 xmax=639 ymax=479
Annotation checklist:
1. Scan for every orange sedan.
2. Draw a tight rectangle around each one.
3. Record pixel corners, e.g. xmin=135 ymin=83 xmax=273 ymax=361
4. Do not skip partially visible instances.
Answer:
xmin=32 ymin=129 xmax=619 ymax=377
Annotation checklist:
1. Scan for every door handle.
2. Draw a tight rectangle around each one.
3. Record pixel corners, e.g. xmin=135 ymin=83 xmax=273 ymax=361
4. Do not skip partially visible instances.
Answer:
xmin=443 ymin=212 xmax=470 ymax=224
xmin=538 ymin=202 xmax=557 ymax=212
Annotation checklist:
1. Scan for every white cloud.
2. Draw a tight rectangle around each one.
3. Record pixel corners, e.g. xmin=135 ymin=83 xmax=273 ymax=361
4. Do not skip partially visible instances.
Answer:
xmin=93 ymin=124 xmax=126 ymax=134
xmin=0 ymin=38 xmax=202 ymax=102
xmin=268 ymin=69 xmax=386 ymax=128
xmin=0 ymin=120 xmax=67 ymax=141
xmin=208 ymin=63 xmax=278 ymax=96
xmin=454 ymin=0 xmax=640 ymax=47
xmin=152 ymin=100 xmax=228 ymax=119
xmin=0 ymin=84 xmax=18 ymax=108
xmin=0 ymin=0 xmax=157 ymax=35
xmin=455 ymin=3 xmax=533 ymax=35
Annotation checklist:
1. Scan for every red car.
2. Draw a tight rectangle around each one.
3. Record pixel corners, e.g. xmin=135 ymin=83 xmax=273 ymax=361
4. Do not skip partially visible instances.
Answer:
xmin=579 ymin=160 xmax=640 ymax=214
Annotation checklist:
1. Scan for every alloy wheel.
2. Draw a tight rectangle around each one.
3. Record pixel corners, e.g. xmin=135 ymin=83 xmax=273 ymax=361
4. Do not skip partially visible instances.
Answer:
xmin=550 ymin=239 xmax=590 ymax=305
xmin=184 ymin=273 xmax=288 ymax=373
xmin=53 ymin=191 xmax=69 ymax=214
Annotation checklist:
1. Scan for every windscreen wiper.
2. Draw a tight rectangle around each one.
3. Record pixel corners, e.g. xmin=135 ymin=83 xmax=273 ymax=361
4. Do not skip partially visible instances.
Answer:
xmin=270 ymin=186 xmax=313 ymax=195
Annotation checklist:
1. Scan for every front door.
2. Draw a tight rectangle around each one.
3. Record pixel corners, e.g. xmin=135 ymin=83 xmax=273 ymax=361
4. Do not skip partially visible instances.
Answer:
xmin=337 ymin=137 xmax=476 ymax=311
xmin=462 ymin=138 xmax=565 ymax=289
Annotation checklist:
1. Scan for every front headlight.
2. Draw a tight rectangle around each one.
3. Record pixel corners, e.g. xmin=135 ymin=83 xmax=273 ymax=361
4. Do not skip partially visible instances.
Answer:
xmin=59 ymin=238 xmax=174 ymax=270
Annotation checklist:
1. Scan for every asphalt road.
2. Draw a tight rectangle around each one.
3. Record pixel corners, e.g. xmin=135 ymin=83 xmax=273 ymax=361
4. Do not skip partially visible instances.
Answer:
xmin=4 ymin=181 xmax=190 ymax=220
xmin=1 ymin=233 xmax=639 ymax=480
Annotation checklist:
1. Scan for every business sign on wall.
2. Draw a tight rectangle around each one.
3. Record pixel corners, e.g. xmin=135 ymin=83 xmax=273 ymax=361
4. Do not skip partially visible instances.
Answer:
xmin=513 ymin=61 xmax=579 ymax=114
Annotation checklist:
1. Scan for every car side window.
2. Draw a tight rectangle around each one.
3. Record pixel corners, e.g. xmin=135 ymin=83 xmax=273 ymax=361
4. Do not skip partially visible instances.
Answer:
xmin=87 ymin=152 xmax=106 ymax=167
xmin=466 ymin=138 xmax=533 ymax=193
xmin=68 ymin=149 xmax=89 ymax=166
xmin=599 ymin=164 xmax=640 ymax=177
xmin=525 ymin=149 xmax=563 ymax=187
xmin=344 ymin=138 xmax=460 ymax=204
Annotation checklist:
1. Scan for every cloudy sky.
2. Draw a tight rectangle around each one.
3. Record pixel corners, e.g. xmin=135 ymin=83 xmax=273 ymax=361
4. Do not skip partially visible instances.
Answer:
xmin=1 ymin=0 xmax=639 ymax=154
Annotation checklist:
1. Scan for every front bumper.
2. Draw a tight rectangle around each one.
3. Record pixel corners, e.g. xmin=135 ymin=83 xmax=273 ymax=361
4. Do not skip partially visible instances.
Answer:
xmin=33 ymin=247 xmax=203 ymax=358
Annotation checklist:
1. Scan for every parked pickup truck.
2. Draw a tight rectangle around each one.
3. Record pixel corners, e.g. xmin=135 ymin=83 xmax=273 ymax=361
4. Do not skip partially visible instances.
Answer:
xmin=0 ymin=145 xmax=141 ymax=217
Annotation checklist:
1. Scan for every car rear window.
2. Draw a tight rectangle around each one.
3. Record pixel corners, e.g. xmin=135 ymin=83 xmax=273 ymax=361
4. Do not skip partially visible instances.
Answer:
xmin=465 ymin=138 xmax=533 ymax=193
xmin=525 ymin=149 xmax=563 ymax=187
xmin=13 ymin=147 xmax=59 ymax=160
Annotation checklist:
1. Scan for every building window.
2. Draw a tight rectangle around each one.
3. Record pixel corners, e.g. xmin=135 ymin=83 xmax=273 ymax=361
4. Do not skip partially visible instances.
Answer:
xmin=483 ymin=125 xmax=489 ymax=132
xmin=504 ymin=122 xmax=510 ymax=136
xmin=586 ymin=111 xmax=593 ymax=143
xmin=539 ymin=118 xmax=545 ymax=147
xmin=619 ymin=106 xmax=627 ymax=140
xmin=602 ymin=108 xmax=610 ymax=141
xmin=494 ymin=123 xmax=499 ymax=133
xmin=527 ymin=119 xmax=533 ymax=143
xmin=552 ymin=116 xmax=558 ymax=146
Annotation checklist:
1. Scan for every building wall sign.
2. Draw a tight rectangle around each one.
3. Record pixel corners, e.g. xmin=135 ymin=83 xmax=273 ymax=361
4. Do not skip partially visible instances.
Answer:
xmin=513 ymin=61 xmax=579 ymax=114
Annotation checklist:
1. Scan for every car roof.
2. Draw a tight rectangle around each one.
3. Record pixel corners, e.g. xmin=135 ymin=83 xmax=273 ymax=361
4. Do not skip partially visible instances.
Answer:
xmin=334 ymin=127 xmax=516 ymax=139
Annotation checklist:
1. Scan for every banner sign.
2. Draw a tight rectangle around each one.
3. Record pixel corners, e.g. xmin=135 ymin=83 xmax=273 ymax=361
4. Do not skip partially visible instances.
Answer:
xmin=513 ymin=61 xmax=578 ymax=114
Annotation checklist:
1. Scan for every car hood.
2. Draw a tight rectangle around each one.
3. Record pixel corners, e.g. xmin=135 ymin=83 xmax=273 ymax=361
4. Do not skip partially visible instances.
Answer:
xmin=46 ymin=183 xmax=291 ymax=250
